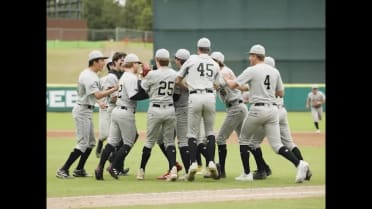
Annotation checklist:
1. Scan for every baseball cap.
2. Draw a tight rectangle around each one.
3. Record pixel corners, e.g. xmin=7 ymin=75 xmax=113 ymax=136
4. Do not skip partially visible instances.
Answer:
xmin=197 ymin=37 xmax=211 ymax=48
xmin=249 ymin=44 xmax=265 ymax=55
xmin=89 ymin=50 xmax=108 ymax=61
xmin=155 ymin=48 xmax=170 ymax=59
xmin=312 ymin=84 xmax=319 ymax=89
xmin=124 ymin=53 xmax=141 ymax=64
xmin=264 ymin=56 xmax=275 ymax=67
xmin=106 ymin=58 xmax=113 ymax=65
xmin=211 ymin=51 xmax=224 ymax=63
xmin=175 ymin=49 xmax=190 ymax=60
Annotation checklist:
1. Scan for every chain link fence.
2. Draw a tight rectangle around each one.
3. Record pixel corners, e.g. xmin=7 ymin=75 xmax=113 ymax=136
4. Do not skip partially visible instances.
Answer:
xmin=47 ymin=27 xmax=153 ymax=42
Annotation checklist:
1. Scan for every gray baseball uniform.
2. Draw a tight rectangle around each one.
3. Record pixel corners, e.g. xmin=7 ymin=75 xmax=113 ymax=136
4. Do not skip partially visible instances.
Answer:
xmin=98 ymin=73 xmax=119 ymax=141
xmin=217 ymin=66 xmax=248 ymax=145
xmin=178 ymin=54 xmax=220 ymax=139
xmin=177 ymin=53 xmax=220 ymax=180
xmin=73 ymin=68 xmax=100 ymax=152
xmin=107 ymin=71 xmax=139 ymax=148
xmin=307 ymin=91 xmax=325 ymax=122
xmin=236 ymin=63 xmax=283 ymax=152
xmin=142 ymin=67 xmax=178 ymax=149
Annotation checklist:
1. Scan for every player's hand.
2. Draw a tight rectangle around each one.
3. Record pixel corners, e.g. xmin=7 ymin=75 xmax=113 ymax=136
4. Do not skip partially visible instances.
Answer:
xmin=142 ymin=63 xmax=151 ymax=77
xmin=98 ymin=102 xmax=107 ymax=109
xmin=108 ymin=85 xmax=118 ymax=91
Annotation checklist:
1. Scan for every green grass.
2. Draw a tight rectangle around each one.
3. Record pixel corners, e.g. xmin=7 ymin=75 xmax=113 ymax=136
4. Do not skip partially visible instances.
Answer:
xmin=47 ymin=41 xmax=153 ymax=84
xmin=47 ymin=112 xmax=326 ymax=132
xmin=47 ymin=138 xmax=325 ymax=197
xmin=83 ymin=196 xmax=325 ymax=209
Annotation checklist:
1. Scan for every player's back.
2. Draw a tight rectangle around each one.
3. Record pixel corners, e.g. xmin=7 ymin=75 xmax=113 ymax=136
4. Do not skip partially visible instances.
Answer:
xmin=219 ymin=66 xmax=243 ymax=103
xmin=142 ymin=67 xmax=178 ymax=104
xmin=239 ymin=63 xmax=283 ymax=104
xmin=181 ymin=54 xmax=220 ymax=91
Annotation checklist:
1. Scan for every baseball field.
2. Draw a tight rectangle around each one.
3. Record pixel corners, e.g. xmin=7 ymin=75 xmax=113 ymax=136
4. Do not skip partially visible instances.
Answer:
xmin=47 ymin=41 xmax=325 ymax=209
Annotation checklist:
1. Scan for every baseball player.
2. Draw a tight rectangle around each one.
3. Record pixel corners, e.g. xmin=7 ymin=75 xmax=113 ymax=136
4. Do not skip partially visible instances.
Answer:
xmin=56 ymin=50 xmax=118 ymax=179
xmin=246 ymin=56 xmax=312 ymax=181
xmin=223 ymin=44 xmax=310 ymax=183
xmin=95 ymin=53 xmax=148 ymax=180
xmin=176 ymin=37 xmax=221 ymax=181
xmin=96 ymin=52 xmax=126 ymax=158
xmin=306 ymin=85 xmax=325 ymax=133
xmin=210 ymin=51 xmax=249 ymax=178
xmin=136 ymin=48 xmax=179 ymax=181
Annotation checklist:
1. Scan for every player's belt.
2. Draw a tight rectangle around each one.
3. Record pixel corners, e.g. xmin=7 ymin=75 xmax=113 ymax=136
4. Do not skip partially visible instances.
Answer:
xmin=254 ymin=103 xmax=277 ymax=106
xmin=190 ymin=89 xmax=213 ymax=94
xmin=78 ymin=104 xmax=94 ymax=109
xmin=226 ymin=100 xmax=243 ymax=107
xmin=119 ymin=106 xmax=136 ymax=113
xmin=152 ymin=103 xmax=173 ymax=108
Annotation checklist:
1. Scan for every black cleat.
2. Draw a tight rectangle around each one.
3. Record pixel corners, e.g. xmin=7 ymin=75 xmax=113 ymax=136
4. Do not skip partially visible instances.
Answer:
xmin=220 ymin=171 xmax=226 ymax=178
xmin=95 ymin=168 xmax=104 ymax=180
xmin=73 ymin=169 xmax=92 ymax=177
xmin=253 ymin=170 xmax=267 ymax=180
xmin=118 ymin=168 xmax=130 ymax=176
xmin=108 ymin=166 xmax=119 ymax=179
xmin=305 ymin=169 xmax=312 ymax=181
xmin=265 ymin=165 xmax=272 ymax=176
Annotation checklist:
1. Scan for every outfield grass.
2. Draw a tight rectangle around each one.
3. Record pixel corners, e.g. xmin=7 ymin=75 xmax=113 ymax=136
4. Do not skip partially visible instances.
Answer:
xmin=47 ymin=112 xmax=326 ymax=132
xmin=83 ymin=196 xmax=325 ymax=209
xmin=47 ymin=138 xmax=325 ymax=197
xmin=47 ymin=41 xmax=153 ymax=84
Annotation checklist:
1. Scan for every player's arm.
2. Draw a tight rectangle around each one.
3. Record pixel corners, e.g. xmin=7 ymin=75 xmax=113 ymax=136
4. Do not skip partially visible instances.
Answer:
xmin=176 ymin=63 xmax=191 ymax=89
xmin=130 ymin=80 xmax=149 ymax=100
xmin=89 ymin=79 xmax=118 ymax=100
xmin=275 ymin=74 xmax=284 ymax=98
xmin=224 ymin=68 xmax=251 ymax=89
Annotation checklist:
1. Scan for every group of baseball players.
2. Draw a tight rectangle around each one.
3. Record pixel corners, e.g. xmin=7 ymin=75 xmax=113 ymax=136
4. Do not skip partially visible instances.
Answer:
xmin=56 ymin=37 xmax=313 ymax=183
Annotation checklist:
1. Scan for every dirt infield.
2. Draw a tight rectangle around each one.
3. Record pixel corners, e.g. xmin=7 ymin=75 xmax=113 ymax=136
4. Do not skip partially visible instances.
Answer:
xmin=47 ymin=185 xmax=324 ymax=209
xmin=47 ymin=131 xmax=325 ymax=147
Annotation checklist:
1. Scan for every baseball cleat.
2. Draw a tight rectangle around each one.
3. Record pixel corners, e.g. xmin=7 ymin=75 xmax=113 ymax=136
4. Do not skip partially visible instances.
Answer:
xmin=73 ymin=169 xmax=92 ymax=177
xmin=305 ymin=169 xmax=312 ymax=181
xmin=94 ymin=168 xmax=104 ymax=180
xmin=265 ymin=165 xmax=272 ymax=176
xmin=295 ymin=160 xmax=309 ymax=183
xmin=108 ymin=166 xmax=119 ymax=179
xmin=235 ymin=172 xmax=253 ymax=181
xmin=136 ymin=168 xmax=145 ymax=180
xmin=207 ymin=161 xmax=219 ymax=179
xmin=157 ymin=171 xmax=170 ymax=180
xmin=56 ymin=169 xmax=74 ymax=179
xmin=166 ymin=166 xmax=178 ymax=182
xmin=252 ymin=170 xmax=267 ymax=180
xmin=118 ymin=168 xmax=130 ymax=176
xmin=187 ymin=162 xmax=198 ymax=181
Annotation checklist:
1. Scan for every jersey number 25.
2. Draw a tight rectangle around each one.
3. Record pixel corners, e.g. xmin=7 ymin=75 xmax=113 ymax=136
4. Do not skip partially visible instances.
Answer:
xmin=158 ymin=81 xmax=175 ymax=96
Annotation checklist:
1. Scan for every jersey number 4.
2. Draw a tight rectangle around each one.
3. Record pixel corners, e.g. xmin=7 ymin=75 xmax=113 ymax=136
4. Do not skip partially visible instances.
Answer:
xmin=197 ymin=63 xmax=213 ymax=77
xmin=264 ymin=75 xmax=271 ymax=90
xmin=158 ymin=81 xmax=175 ymax=96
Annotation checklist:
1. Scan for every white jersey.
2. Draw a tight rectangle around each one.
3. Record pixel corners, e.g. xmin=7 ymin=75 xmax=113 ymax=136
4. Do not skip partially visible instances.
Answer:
xmin=99 ymin=73 xmax=119 ymax=106
xmin=116 ymin=71 xmax=139 ymax=111
xmin=235 ymin=63 xmax=283 ymax=104
xmin=178 ymin=54 xmax=220 ymax=91
xmin=218 ymin=66 xmax=243 ymax=103
xmin=76 ymin=68 xmax=100 ymax=106
xmin=141 ymin=67 xmax=178 ymax=104
xmin=307 ymin=91 xmax=325 ymax=105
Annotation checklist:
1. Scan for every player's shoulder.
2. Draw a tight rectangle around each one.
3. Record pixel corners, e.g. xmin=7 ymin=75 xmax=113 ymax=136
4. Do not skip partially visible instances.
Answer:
xmin=222 ymin=66 xmax=233 ymax=73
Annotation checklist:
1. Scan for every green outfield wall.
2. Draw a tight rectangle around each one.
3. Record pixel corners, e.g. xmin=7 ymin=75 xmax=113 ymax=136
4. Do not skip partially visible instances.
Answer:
xmin=153 ymin=0 xmax=325 ymax=83
xmin=46 ymin=84 xmax=325 ymax=112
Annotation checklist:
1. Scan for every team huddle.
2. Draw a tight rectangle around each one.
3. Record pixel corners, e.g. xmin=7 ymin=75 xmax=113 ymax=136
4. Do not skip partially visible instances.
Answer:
xmin=56 ymin=37 xmax=312 ymax=183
